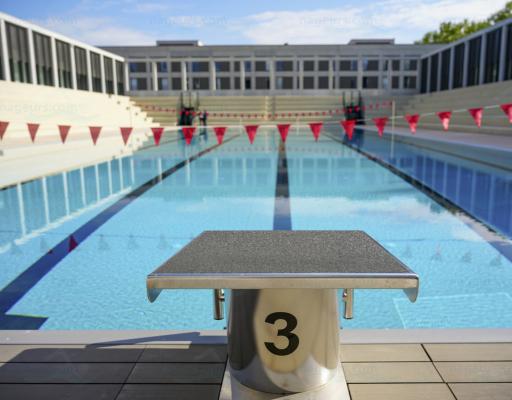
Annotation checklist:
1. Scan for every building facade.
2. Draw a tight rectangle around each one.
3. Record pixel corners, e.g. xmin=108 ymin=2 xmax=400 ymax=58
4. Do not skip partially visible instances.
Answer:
xmin=0 ymin=12 xmax=126 ymax=95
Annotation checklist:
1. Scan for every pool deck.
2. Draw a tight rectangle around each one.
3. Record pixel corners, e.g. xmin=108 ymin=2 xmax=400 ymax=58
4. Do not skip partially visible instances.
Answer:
xmin=1 ymin=330 xmax=511 ymax=399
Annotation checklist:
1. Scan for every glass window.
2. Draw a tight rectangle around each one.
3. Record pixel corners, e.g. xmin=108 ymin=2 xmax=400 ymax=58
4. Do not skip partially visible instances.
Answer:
xmin=0 ymin=27 xmax=3 ymax=80
xmin=157 ymin=61 xmax=168 ymax=73
xmin=392 ymin=76 xmax=400 ymax=89
xmin=56 ymin=40 xmax=72 ymax=88
xmin=429 ymin=53 xmax=439 ymax=92
xmin=192 ymin=77 xmax=209 ymax=89
xmin=440 ymin=49 xmax=451 ymax=91
xmin=363 ymin=76 xmax=378 ymax=89
xmin=392 ymin=59 xmax=401 ymax=71
xmin=171 ymin=77 xmax=182 ymax=90
xmin=255 ymin=76 xmax=270 ymax=89
xmin=506 ymin=24 xmax=512 ymax=80
xmin=339 ymin=76 xmax=357 ymax=89
xmin=104 ymin=56 xmax=114 ymax=94
xmin=420 ymin=58 xmax=428 ymax=93
xmin=303 ymin=60 xmax=315 ymax=71
xmin=33 ymin=32 xmax=53 ymax=86
xmin=74 ymin=47 xmax=88 ymax=90
xmin=276 ymin=76 xmax=293 ymax=89
xmin=318 ymin=76 xmax=329 ymax=89
xmin=245 ymin=77 xmax=251 ymax=90
xmin=234 ymin=77 xmax=241 ymax=89
xmin=318 ymin=60 xmax=329 ymax=71
xmin=130 ymin=78 xmax=147 ymax=90
xmin=303 ymin=76 xmax=314 ymax=89
xmin=90 ymin=52 xmax=102 ymax=92
xmin=383 ymin=60 xmax=389 ymax=71
xmin=382 ymin=76 xmax=389 ymax=89
xmin=234 ymin=62 xmax=240 ymax=72
xmin=115 ymin=60 xmax=124 ymax=95
xmin=339 ymin=60 xmax=357 ymax=71
xmin=255 ymin=61 xmax=270 ymax=72
xmin=403 ymin=59 xmax=418 ymax=71
xmin=275 ymin=60 xmax=293 ymax=72
xmin=467 ymin=37 xmax=481 ymax=86
xmin=484 ymin=28 xmax=502 ymax=84
xmin=403 ymin=76 xmax=416 ymax=89
xmin=362 ymin=59 xmax=379 ymax=71
xmin=215 ymin=61 xmax=230 ymax=72
xmin=216 ymin=77 xmax=231 ymax=89
xmin=244 ymin=61 xmax=252 ymax=72
xmin=170 ymin=61 xmax=181 ymax=72
xmin=157 ymin=77 xmax=169 ymax=90
xmin=453 ymin=43 xmax=465 ymax=88
xmin=6 ymin=22 xmax=31 ymax=83
xmin=191 ymin=61 xmax=208 ymax=73
xmin=129 ymin=62 xmax=146 ymax=73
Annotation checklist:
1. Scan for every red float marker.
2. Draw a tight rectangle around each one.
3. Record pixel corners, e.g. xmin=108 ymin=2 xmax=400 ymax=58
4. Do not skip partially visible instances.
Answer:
xmin=340 ymin=120 xmax=356 ymax=140
xmin=437 ymin=111 xmax=452 ymax=131
xmin=0 ymin=121 xmax=9 ymax=140
xmin=500 ymin=103 xmax=512 ymax=123
xmin=68 ymin=235 xmax=78 ymax=252
xmin=213 ymin=126 xmax=227 ymax=144
xmin=89 ymin=126 xmax=102 ymax=145
xmin=182 ymin=126 xmax=196 ymax=145
xmin=58 ymin=125 xmax=71 ymax=143
xmin=27 ymin=123 xmax=39 ymax=142
xmin=404 ymin=114 xmax=420 ymax=134
xmin=309 ymin=122 xmax=323 ymax=141
xmin=373 ymin=117 xmax=388 ymax=137
xmin=151 ymin=127 xmax=164 ymax=146
xmin=245 ymin=125 xmax=259 ymax=144
xmin=120 ymin=127 xmax=133 ymax=145
xmin=277 ymin=124 xmax=291 ymax=142
xmin=468 ymin=108 xmax=483 ymax=128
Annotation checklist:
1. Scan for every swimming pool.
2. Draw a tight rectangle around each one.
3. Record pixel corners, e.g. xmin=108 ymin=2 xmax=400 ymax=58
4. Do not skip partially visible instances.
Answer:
xmin=1 ymin=125 xmax=511 ymax=329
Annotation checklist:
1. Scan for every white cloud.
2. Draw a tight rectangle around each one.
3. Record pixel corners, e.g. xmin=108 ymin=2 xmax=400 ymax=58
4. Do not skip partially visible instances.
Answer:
xmin=234 ymin=0 xmax=507 ymax=44
xmin=34 ymin=16 xmax=155 ymax=46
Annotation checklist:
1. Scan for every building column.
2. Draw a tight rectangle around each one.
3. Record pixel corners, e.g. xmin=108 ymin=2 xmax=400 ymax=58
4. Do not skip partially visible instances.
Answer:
xmin=328 ymin=58 xmax=334 ymax=91
xmin=124 ymin=61 xmax=130 ymax=92
xmin=240 ymin=60 xmax=245 ymax=92
xmin=425 ymin=57 xmax=431 ymax=93
xmin=181 ymin=60 xmax=187 ymax=91
xmin=0 ymin=19 xmax=11 ymax=81
xmin=499 ymin=26 xmax=507 ymax=81
xmin=269 ymin=58 xmax=275 ymax=91
xmin=70 ymin=45 xmax=77 ymax=90
xmin=448 ymin=46 xmax=455 ymax=89
xmin=62 ymin=172 xmax=70 ymax=216
xmin=100 ymin=54 xmax=106 ymax=93
xmin=437 ymin=53 xmax=442 ymax=92
xmin=50 ymin=37 xmax=59 ymax=87
xmin=209 ymin=59 xmax=216 ymax=92
xmin=112 ymin=58 xmax=118 ymax=95
xmin=299 ymin=59 xmax=304 ymax=91
xmin=152 ymin=61 xmax=158 ymax=92
xmin=86 ymin=50 xmax=93 ymax=91
xmin=462 ymin=41 xmax=469 ymax=87
xmin=357 ymin=58 xmax=363 ymax=91
xmin=479 ymin=33 xmax=487 ymax=85
xmin=27 ymin=28 xmax=37 ymax=84
xmin=16 ymin=183 xmax=27 ymax=237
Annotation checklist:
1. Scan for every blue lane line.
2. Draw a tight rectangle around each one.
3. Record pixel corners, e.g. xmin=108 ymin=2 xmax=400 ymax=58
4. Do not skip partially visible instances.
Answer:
xmin=0 ymin=135 xmax=238 ymax=329
xmin=273 ymin=141 xmax=292 ymax=230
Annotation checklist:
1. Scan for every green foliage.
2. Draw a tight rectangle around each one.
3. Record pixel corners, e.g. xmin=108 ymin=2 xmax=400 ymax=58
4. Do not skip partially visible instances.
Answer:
xmin=417 ymin=1 xmax=512 ymax=44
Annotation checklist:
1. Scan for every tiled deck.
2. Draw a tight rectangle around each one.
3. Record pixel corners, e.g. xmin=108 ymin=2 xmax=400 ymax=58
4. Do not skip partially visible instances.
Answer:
xmin=1 ymin=338 xmax=512 ymax=399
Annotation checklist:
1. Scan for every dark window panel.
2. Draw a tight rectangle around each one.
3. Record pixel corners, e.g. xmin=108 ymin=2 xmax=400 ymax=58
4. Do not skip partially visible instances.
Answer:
xmin=6 ymin=22 xmax=31 ymax=83
xmin=440 ymin=49 xmax=451 ymax=91
xmin=74 ymin=46 xmax=88 ymax=90
xmin=484 ymin=28 xmax=502 ymax=83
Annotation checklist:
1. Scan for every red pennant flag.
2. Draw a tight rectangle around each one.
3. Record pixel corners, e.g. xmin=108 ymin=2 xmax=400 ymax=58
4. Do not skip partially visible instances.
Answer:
xmin=500 ymin=103 xmax=512 ymax=123
xmin=68 ymin=235 xmax=78 ymax=252
xmin=151 ymin=127 xmax=164 ymax=146
xmin=182 ymin=127 xmax=196 ymax=145
xmin=213 ymin=126 xmax=227 ymax=144
xmin=373 ymin=117 xmax=388 ymax=137
xmin=277 ymin=124 xmax=291 ymax=142
xmin=89 ymin=126 xmax=102 ymax=145
xmin=27 ymin=123 xmax=39 ymax=142
xmin=437 ymin=111 xmax=452 ymax=131
xmin=309 ymin=122 xmax=323 ymax=141
xmin=340 ymin=120 xmax=356 ymax=140
xmin=245 ymin=125 xmax=259 ymax=144
xmin=0 ymin=121 xmax=9 ymax=140
xmin=120 ymin=127 xmax=133 ymax=145
xmin=404 ymin=114 xmax=420 ymax=134
xmin=58 ymin=125 xmax=71 ymax=143
xmin=468 ymin=108 xmax=483 ymax=128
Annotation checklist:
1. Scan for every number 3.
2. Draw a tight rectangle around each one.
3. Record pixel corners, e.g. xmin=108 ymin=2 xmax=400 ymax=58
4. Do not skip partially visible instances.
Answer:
xmin=264 ymin=312 xmax=299 ymax=356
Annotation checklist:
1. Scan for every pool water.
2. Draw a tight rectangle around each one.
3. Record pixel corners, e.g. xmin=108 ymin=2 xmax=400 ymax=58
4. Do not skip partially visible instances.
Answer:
xmin=1 ymin=125 xmax=511 ymax=329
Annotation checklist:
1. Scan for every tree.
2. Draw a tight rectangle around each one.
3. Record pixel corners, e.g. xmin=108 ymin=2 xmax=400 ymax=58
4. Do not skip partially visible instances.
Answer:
xmin=417 ymin=1 xmax=512 ymax=44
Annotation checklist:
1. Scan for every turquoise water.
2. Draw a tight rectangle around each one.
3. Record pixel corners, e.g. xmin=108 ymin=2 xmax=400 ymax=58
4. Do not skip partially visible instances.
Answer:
xmin=1 ymin=126 xmax=511 ymax=329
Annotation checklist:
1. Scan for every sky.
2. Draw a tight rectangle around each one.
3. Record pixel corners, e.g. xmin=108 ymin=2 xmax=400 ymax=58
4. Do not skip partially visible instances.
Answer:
xmin=0 ymin=0 xmax=508 ymax=46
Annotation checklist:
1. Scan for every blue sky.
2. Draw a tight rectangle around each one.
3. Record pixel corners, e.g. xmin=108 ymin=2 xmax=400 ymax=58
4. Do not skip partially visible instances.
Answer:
xmin=0 ymin=0 xmax=507 ymax=46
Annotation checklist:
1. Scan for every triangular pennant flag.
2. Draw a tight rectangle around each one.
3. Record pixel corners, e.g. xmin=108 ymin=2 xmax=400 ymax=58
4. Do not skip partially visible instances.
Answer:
xmin=68 ymin=235 xmax=78 ymax=252
xmin=151 ymin=127 xmax=164 ymax=146
xmin=309 ymin=122 xmax=323 ymax=141
xmin=277 ymin=124 xmax=291 ymax=142
xmin=120 ymin=127 xmax=133 ymax=145
xmin=500 ymin=103 xmax=512 ymax=123
xmin=0 ymin=121 xmax=9 ymax=140
xmin=27 ymin=123 xmax=39 ymax=142
xmin=404 ymin=114 xmax=420 ymax=134
xmin=245 ymin=125 xmax=259 ymax=144
xmin=373 ymin=117 xmax=388 ymax=137
xmin=58 ymin=125 xmax=71 ymax=143
xmin=182 ymin=126 xmax=196 ymax=145
xmin=89 ymin=126 xmax=102 ymax=145
xmin=213 ymin=126 xmax=227 ymax=144
xmin=340 ymin=120 xmax=356 ymax=140
xmin=437 ymin=111 xmax=452 ymax=131
xmin=468 ymin=108 xmax=483 ymax=128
